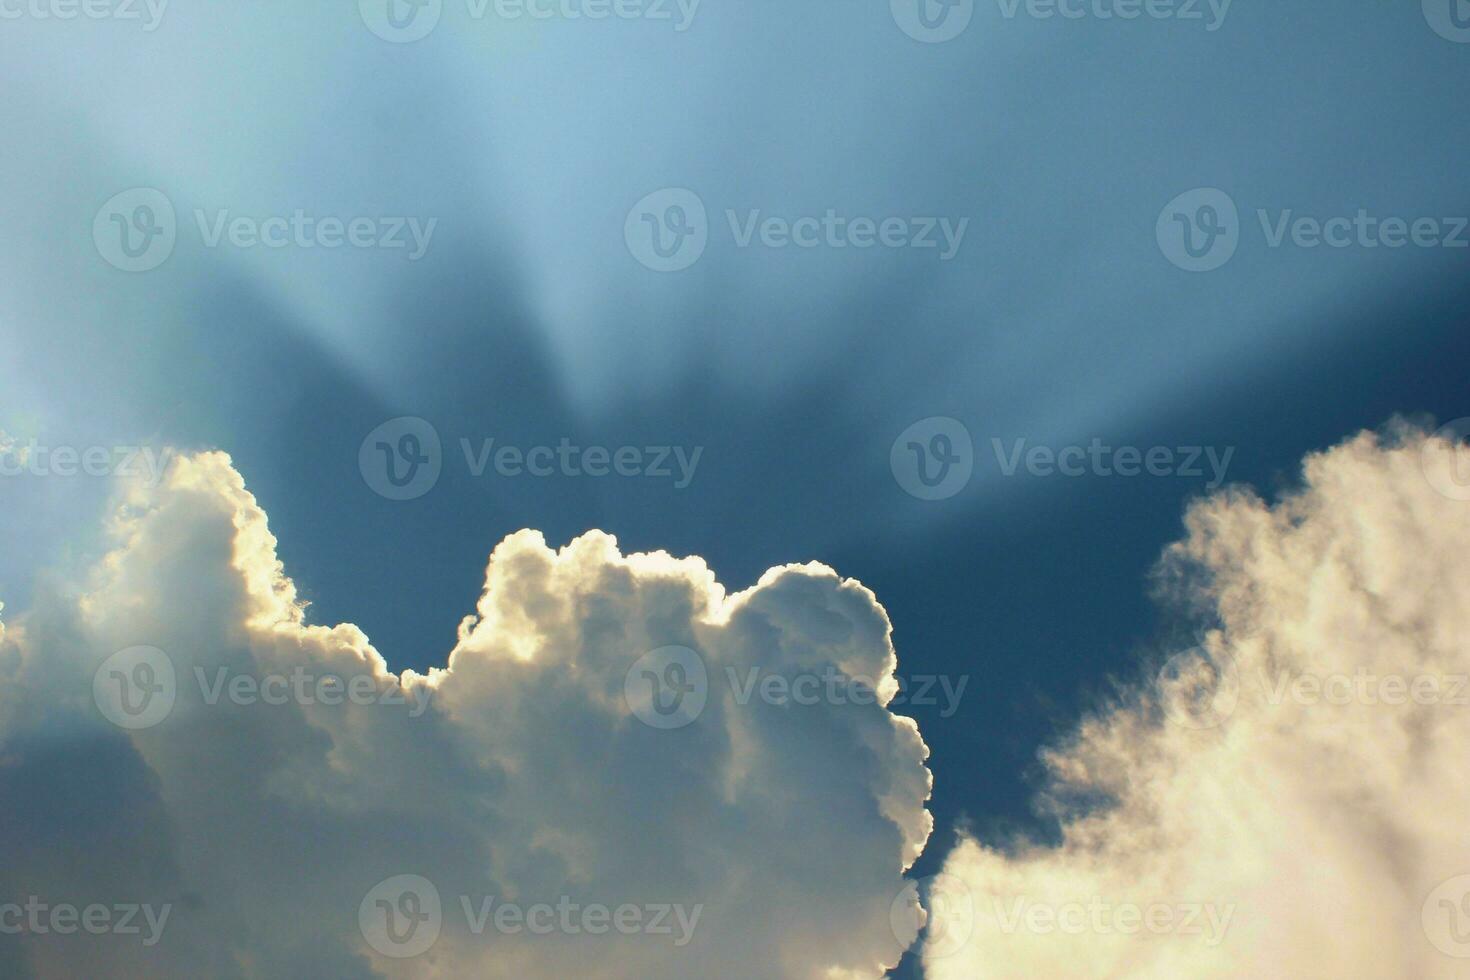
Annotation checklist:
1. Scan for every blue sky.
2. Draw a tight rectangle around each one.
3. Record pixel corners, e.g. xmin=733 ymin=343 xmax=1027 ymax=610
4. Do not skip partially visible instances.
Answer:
xmin=1 ymin=1 xmax=1469 ymax=976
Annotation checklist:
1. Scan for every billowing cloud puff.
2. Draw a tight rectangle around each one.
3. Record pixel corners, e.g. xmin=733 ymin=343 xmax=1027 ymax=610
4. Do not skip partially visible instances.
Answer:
xmin=923 ymin=425 xmax=1470 ymax=979
xmin=0 ymin=452 xmax=931 ymax=979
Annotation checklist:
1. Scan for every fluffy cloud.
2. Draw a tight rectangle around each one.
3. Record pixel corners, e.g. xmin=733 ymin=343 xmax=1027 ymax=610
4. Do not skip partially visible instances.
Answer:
xmin=922 ymin=425 xmax=1470 ymax=979
xmin=0 ymin=452 xmax=931 ymax=978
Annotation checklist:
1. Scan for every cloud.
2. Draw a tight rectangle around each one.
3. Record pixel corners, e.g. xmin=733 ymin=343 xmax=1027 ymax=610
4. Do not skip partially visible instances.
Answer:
xmin=921 ymin=424 xmax=1470 ymax=978
xmin=0 ymin=452 xmax=931 ymax=978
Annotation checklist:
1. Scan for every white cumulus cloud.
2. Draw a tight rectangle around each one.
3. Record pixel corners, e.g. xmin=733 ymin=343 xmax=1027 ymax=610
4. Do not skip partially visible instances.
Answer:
xmin=922 ymin=424 xmax=1470 ymax=979
xmin=0 ymin=452 xmax=931 ymax=979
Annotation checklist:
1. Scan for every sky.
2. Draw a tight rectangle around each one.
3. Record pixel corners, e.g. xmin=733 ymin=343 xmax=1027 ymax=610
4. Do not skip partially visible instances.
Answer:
xmin=1 ymin=1 xmax=1469 ymax=977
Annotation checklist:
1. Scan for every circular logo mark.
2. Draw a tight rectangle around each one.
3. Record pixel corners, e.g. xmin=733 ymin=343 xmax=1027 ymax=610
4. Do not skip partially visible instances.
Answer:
xmin=359 ymin=0 xmax=442 ymax=42
xmin=1422 ymin=418 xmax=1470 ymax=501
xmin=360 ymin=875 xmax=442 ymax=959
xmin=1424 ymin=874 xmax=1470 ymax=958
xmin=359 ymin=417 xmax=442 ymax=501
xmin=94 ymin=646 xmax=177 ymax=730
xmin=1424 ymin=0 xmax=1470 ymax=43
xmin=1157 ymin=188 xmax=1239 ymax=273
xmin=625 ymin=189 xmax=708 ymax=273
xmin=624 ymin=645 xmax=709 ymax=730
xmin=890 ymin=874 xmax=975 ymax=959
xmin=94 ymin=188 xmax=176 ymax=273
xmin=891 ymin=417 xmax=974 ymax=501
xmin=891 ymin=0 xmax=974 ymax=43
xmin=1157 ymin=649 xmax=1239 ymax=729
